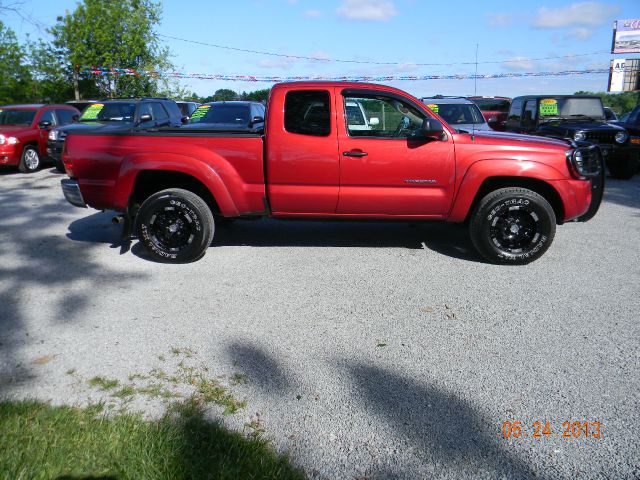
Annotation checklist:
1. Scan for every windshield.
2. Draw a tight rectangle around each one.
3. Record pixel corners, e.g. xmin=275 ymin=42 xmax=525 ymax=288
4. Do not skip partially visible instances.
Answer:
xmin=428 ymin=103 xmax=485 ymax=125
xmin=0 ymin=109 xmax=37 ymax=126
xmin=470 ymin=98 xmax=510 ymax=112
xmin=79 ymin=102 xmax=136 ymax=122
xmin=539 ymin=98 xmax=605 ymax=120
xmin=190 ymin=104 xmax=250 ymax=125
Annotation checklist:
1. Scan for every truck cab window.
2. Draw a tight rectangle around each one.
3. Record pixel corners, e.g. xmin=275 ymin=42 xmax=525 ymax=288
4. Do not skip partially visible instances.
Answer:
xmin=343 ymin=95 xmax=423 ymax=138
xmin=285 ymin=90 xmax=331 ymax=136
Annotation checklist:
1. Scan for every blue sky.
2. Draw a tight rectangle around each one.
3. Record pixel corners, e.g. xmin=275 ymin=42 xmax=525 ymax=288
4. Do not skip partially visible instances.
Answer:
xmin=3 ymin=0 xmax=638 ymax=98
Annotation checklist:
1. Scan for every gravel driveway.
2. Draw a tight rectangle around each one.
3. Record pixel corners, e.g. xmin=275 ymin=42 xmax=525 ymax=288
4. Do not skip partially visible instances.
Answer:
xmin=1 ymin=167 xmax=639 ymax=479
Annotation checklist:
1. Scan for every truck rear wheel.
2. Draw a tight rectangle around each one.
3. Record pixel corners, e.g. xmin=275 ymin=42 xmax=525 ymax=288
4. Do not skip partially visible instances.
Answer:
xmin=135 ymin=188 xmax=214 ymax=263
xmin=469 ymin=187 xmax=556 ymax=265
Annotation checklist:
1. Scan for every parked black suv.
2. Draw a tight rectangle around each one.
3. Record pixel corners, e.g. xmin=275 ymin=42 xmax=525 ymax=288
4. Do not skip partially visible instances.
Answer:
xmin=610 ymin=104 xmax=640 ymax=178
xmin=505 ymin=95 xmax=633 ymax=179
xmin=187 ymin=101 xmax=265 ymax=132
xmin=47 ymin=97 xmax=186 ymax=172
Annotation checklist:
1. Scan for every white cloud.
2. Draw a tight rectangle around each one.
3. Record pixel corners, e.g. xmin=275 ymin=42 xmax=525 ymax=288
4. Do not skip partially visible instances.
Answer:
xmin=306 ymin=10 xmax=323 ymax=17
xmin=257 ymin=57 xmax=299 ymax=69
xmin=565 ymin=27 xmax=595 ymax=40
xmin=533 ymin=2 xmax=619 ymax=28
xmin=308 ymin=51 xmax=332 ymax=61
xmin=486 ymin=13 xmax=512 ymax=27
xmin=336 ymin=0 xmax=398 ymax=21
xmin=501 ymin=57 xmax=535 ymax=71
xmin=395 ymin=62 xmax=418 ymax=72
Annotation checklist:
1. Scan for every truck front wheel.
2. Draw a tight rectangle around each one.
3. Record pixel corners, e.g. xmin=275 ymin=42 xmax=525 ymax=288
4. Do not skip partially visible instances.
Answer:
xmin=469 ymin=188 xmax=556 ymax=265
xmin=135 ymin=188 xmax=214 ymax=263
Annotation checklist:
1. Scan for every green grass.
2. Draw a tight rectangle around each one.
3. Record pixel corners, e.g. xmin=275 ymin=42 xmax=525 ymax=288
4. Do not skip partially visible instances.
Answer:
xmin=0 ymin=400 xmax=306 ymax=480
xmin=88 ymin=376 xmax=119 ymax=391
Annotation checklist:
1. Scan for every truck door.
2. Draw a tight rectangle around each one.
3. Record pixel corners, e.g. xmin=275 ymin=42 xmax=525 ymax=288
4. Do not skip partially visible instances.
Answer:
xmin=336 ymin=89 xmax=455 ymax=217
xmin=265 ymin=88 xmax=340 ymax=214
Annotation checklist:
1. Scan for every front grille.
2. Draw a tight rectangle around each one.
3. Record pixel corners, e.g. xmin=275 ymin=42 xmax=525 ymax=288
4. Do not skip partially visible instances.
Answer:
xmin=585 ymin=131 xmax=616 ymax=144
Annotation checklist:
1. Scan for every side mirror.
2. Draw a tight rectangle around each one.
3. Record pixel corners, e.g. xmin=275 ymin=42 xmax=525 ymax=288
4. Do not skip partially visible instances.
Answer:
xmin=250 ymin=116 xmax=264 ymax=126
xmin=72 ymin=115 xmax=80 ymax=122
xmin=420 ymin=118 xmax=445 ymax=139
xmin=369 ymin=117 xmax=380 ymax=126
xmin=488 ymin=117 xmax=498 ymax=124
xmin=138 ymin=113 xmax=152 ymax=123
xmin=181 ymin=116 xmax=190 ymax=124
xmin=38 ymin=121 xmax=52 ymax=129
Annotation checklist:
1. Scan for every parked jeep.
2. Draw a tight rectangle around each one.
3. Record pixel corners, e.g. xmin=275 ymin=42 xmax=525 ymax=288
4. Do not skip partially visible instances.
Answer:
xmin=0 ymin=104 xmax=80 ymax=172
xmin=505 ymin=95 xmax=633 ymax=179
xmin=609 ymin=103 xmax=640 ymax=177
xmin=47 ymin=98 xmax=185 ymax=172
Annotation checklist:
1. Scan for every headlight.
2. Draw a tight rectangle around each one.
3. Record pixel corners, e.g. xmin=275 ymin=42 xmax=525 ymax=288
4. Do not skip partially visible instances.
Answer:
xmin=615 ymin=131 xmax=628 ymax=144
xmin=573 ymin=131 xmax=586 ymax=141
xmin=0 ymin=134 xmax=18 ymax=145
xmin=48 ymin=130 xmax=59 ymax=141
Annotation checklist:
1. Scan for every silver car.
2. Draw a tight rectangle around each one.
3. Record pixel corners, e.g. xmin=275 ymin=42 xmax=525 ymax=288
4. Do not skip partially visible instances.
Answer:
xmin=420 ymin=96 xmax=492 ymax=133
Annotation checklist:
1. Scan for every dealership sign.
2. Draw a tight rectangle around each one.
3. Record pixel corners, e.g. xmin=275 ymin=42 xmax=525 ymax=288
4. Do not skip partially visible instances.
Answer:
xmin=612 ymin=19 xmax=640 ymax=54
xmin=608 ymin=58 xmax=640 ymax=92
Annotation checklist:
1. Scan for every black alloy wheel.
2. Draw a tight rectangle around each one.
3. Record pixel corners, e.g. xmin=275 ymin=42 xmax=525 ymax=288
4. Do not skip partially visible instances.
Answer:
xmin=470 ymin=187 xmax=556 ymax=265
xmin=135 ymin=188 xmax=214 ymax=263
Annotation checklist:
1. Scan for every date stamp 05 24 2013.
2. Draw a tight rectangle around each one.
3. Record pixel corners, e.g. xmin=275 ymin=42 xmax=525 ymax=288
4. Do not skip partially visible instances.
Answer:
xmin=501 ymin=421 xmax=602 ymax=440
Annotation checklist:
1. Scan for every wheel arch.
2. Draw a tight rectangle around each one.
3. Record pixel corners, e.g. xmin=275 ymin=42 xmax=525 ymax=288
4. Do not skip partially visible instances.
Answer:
xmin=464 ymin=176 xmax=565 ymax=225
xmin=130 ymin=170 xmax=221 ymax=216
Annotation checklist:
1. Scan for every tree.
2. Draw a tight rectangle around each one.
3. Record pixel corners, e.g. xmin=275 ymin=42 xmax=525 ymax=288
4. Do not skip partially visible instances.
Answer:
xmin=212 ymin=89 xmax=238 ymax=101
xmin=574 ymin=90 xmax=639 ymax=115
xmin=239 ymin=89 xmax=270 ymax=102
xmin=0 ymin=21 xmax=32 ymax=104
xmin=49 ymin=0 xmax=177 ymax=99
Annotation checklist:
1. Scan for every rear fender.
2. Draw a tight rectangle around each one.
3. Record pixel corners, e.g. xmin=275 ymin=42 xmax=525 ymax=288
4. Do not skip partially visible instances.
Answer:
xmin=449 ymin=159 xmax=566 ymax=223
xmin=115 ymin=153 xmax=239 ymax=216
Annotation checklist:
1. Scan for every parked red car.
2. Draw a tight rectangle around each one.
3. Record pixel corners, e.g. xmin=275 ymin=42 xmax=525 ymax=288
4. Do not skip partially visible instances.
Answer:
xmin=467 ymin=96 xmax=511 ymax=131
xmin=0 ymin=104 xmax=80 ymax=172
xmin=61 ymin=82 xmax=602 ymax=265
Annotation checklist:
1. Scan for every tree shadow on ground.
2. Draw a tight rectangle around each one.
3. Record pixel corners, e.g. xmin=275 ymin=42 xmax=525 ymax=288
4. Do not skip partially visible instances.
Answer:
xmin=224 ymin=341 xmax=540 ymax=479
xmin=225 ymin=341 xmax=297 ymax=395
xmin=348 ymin=362 xmax=543 ymax=479
xmin=0 ymin=177 xmax=146 ymax=397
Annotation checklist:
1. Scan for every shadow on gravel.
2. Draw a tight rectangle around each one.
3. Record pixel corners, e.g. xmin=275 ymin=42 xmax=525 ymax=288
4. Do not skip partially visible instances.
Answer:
xmin=603 ymin=176 xmax=640 ymax=212
xmin=0 ymin=180 xmax=146 ymax=397
xmin=129 ymin=218 xmax=483 ymax=264
xmin=348 ymin=363 xmax=541 ymax=479
xmin=226 ymin=342 xmax=296 ymax=395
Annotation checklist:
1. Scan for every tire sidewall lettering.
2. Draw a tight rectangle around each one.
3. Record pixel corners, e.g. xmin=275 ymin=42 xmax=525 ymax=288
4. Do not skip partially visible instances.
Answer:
xmin=487 ymin=198 xmax=530 ymax=221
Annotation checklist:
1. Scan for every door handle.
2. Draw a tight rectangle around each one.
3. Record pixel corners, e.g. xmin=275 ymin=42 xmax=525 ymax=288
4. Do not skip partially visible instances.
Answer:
xmin=343 ymin=151 xmax=368 ymax=157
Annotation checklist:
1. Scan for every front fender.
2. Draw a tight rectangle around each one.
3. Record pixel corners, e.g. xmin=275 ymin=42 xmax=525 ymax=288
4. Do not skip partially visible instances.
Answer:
xmin=448 ymin=159 xmax=567 ymax=223
xmin=114 ymin=153 xmax=239 ymax=216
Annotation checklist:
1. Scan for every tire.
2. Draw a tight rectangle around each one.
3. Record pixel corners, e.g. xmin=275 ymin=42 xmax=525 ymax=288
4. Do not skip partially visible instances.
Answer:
xmin=606 ymin=156 xmax=637 ymax=180
xmin=135 ymin=188 xmax=214 ymax=263
xmin=18 ymin=145 xmax=41 ymax=173
xmin=469 ymin=188 xmax=556 ymax=265
xmin=53 ymin=159 xmax=66 ymax=173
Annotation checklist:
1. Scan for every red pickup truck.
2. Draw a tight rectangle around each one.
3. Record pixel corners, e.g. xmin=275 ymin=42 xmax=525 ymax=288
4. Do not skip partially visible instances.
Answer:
xmin=61 ymin=82 xmax=603 ymax=264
